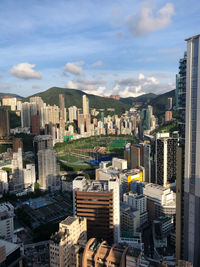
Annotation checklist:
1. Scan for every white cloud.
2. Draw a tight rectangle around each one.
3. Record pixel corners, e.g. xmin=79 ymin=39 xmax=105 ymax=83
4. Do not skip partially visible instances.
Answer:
xmin=9 ymin=63 xmax=42 ymax=79
xmin=66 ymin=78 xmax=106 ymax=95
xmin=91 ymin=60 xmax=103 ymax=67
xmin=110 ymin=73 xmax=174 ymax=97
xmin=0 ymin=72 xmax=3 ymax=77
xmin=63 ymin=61 xmax=84 ymax=75
xmin=127 ymin=2 xmax=175 ymax=36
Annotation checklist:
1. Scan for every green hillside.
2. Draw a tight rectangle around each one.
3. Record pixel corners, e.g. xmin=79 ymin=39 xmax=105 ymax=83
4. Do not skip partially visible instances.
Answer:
xmin=24 ymin=87 xmax=132 ymax=115
xmin=24 ymin=87 xmax=175 ymax=118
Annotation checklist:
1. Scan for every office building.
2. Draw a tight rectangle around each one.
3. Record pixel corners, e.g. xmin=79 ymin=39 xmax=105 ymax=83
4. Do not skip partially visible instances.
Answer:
xmin=123 ymin=192 xmax=148 ymax=225
xmin=49 ymin=216 xmax=87 ymax=267
xmin=155 ymin=133 xmax=178 ymax=186
xmin=130 ymin=144 xmax=144 ymax=169
xmin=112 ymin=157 xmax=127 ymax=170
xmin=0 ymin=109 xmax=10 ymax=137
xmin=143 ymin=183 xmax=176 ymax=220
xmin=82 ymin=95 xmax=89 ymax=117
xmin=183 ymin=34 xmax=200 ymax=266
xmin=73 ymin=177 xmax=120 ymax=244
xmin=143 ymin=142 xmax=151 ymax=183
xmin=176 ymin=54 xmax=187 ymax=262
xmin=0 ymin=203 xmax=14 ymax=240
xmin=38 ymin=149 xmax=60 ymax=191
xmin=120 ymin=203 xmax=140 ymax=235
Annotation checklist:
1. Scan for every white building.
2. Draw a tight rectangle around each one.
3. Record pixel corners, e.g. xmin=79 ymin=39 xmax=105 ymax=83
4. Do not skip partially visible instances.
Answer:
xmin=0 ymin=170 xmax=8 ymax=193
xmin=112 ymin=158 xmax=127 ymax=171
xmin=68 ymin=106 xmax=77 ymax=122
xmin=23 ymin=164 xmax=36 ymax=188
xmin=0 ymin=203 xmax=14 ymax=240
xmin=38 ymin=149 xmax=60 ymax=191
xmin=49 ymin=216 xmax=87 ymax=267
xmin=123 ymin=192 xmax=148 ymax=225
xmin=143 ymin=183 xmax=176 ymax=220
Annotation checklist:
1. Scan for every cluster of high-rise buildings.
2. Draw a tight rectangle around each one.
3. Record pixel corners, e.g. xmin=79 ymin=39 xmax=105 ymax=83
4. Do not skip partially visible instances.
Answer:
xmin=0 ymin=34 xmax=200 ymax=266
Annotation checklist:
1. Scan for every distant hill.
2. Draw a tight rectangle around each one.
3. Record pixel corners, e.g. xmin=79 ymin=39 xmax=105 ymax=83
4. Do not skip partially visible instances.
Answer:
xmin=0 ymin=93 xmax=23 ymax=99
xmin=24 ymin=87 xmax=175 ymax=118
xmin=24 ymin=87 xmax=132 ymax=115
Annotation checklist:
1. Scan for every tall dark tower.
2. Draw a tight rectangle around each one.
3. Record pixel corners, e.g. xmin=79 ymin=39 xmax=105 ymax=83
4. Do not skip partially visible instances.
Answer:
xmin=0 ymin=108 xmax=10 ymax=137
xmin=176 ymin=52 xmax=187 ymax=262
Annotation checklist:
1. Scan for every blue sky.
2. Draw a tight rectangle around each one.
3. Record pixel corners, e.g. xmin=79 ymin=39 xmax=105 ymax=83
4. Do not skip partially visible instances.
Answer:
xmin=0 ymin=0 xmax=199 ymax=97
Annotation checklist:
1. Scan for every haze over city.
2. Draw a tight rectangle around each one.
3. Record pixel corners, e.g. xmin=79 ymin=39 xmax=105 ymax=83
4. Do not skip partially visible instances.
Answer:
xmin=0 ymin=0 xmax=200 ymax=97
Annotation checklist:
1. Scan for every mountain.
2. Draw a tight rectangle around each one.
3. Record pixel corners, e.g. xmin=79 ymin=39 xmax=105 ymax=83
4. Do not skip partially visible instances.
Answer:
xmin=0 ymin=93 xmax=23 ymax=99
xmin=24 ymin=87 xmax=132 ymax=115
xmin=24 ymin=87 xmax=175 ymax=117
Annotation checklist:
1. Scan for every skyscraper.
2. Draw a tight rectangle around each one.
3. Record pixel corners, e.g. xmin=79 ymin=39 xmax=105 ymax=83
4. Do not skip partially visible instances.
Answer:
xmin=183 ymin=34 xmax=200 ymax=266
xmin=82 ymin=95 xmax=89 ymax=117
xmin=59 ymin=93 xmax=65 ymax=120
xmin=155 ymin=133 xmax=177 ymax=187
xmin=73 ymin=177 xmax=120 ymax=244
xmin=0 ymin=108 xmax=10 ymax=137
xmin=38 ymin=149 xmax=60 ymax=190
xmin=176 ymin=52 xmax=187 ymax=262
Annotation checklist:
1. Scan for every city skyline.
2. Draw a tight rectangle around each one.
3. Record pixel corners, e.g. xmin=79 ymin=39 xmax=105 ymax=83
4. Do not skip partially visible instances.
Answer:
xmin=0 ymin=0 xmax=200 ymax=98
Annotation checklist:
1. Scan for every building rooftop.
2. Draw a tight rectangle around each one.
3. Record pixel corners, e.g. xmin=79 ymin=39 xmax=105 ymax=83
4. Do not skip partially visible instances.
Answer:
xmin=0 ymin=239 xmax=19 ymax=256
xmin=61 ymin=216 xmax=77 ymax=226
xmin=33 ymin=135 xmax=52 ymax=141
xmin=74 ymin=178 xmax=118 ymax=193
xmin=185 ymin=34 xmax=200 ymax=41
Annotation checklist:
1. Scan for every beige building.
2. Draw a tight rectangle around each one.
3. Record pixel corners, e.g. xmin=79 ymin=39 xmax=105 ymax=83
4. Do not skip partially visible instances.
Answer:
xmin=49 ymin=216 xmax=87 ymax=267
xmin=82 ymin=95 xmax=89 ymax=117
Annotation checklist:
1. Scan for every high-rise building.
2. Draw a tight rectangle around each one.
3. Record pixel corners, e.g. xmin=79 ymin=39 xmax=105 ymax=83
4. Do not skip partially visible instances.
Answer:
xmin=31 ymin=114 xmax=40 ymax=135
xmin=77 ymin=113 xmax=85 ymax=134
xmin=0 ymin=109 xmax=10 ymax=137
xmin=68 ymin=106 xmax=77 ymax=122
xmin=167 ymin=97 xmax=173 ymax=110
xmin=155 ymin=133 xmax=177 ymax=186
xmin=33 ymin=135 xmax=53 ymax=179
xmin=143 ymin=142 xmax=151 ymax=183
xmin=0 ymin=203 xmax=14 ymax=240
xmin=49 ymin=216 xmax=87 ymax=267
xmin=176 ymin=52 xmax=187 ymax=262
xmin=130 ymin=144 xmax=144 ymax=169
xmin=82 ymin=95 xmax=89 ymax=117
xmin=59 ymin=94 xmax=65 ymax=120
xmin=13 ymin=138 xmax=23 ymax=153
xmin=38 ymin=149 xmax=60 ymax=190
xmin=143 ymin=183 xmax=176 ymax=220
xmin=73 ymin=177 xmax=120 ymax=244
xmin=183 ymin=34 xmax=200 ymax=266
xmin=165 ymin=111 xmax=172 ymax=122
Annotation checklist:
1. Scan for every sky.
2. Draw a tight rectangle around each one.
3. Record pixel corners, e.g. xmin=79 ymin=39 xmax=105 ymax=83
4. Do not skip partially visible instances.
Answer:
xmin=0 ymin=0 xmax=200 ymax=98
